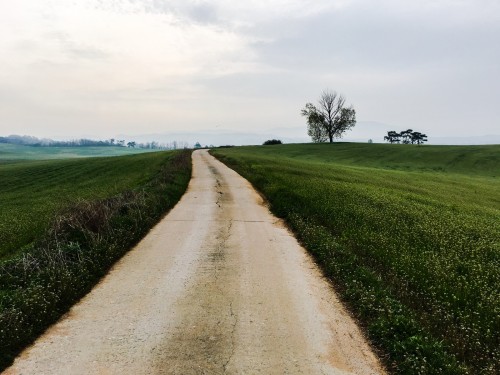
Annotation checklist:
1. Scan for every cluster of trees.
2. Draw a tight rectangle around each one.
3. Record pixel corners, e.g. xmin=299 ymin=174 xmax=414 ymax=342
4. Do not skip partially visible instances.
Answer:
xmin=300 ymin=91 xmax=431 ymax=147
xmin=384 ymin=129 xmax=428 ymax=145
xmin=302 ymin=90 xmax=356 ymax=143
xmin=0 ymin=135 xmax=190 ymax=150
xmin=263 ymin=139 xmax=282 ymax=145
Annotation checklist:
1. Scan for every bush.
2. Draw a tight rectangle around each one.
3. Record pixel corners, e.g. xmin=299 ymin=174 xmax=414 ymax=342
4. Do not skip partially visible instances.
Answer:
xmin=263 ymin=139 xmax=282 ymax=145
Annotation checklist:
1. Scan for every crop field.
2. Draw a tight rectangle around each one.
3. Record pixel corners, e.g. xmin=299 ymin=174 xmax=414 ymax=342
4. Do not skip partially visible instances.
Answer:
xmin=0 ymin=151 xmax=175 ymax=260
xmin=0 ymin=150 xmax=192 ymax=368
xmin=0 ymin=143 xmax=156 ymax=162
xmin=212 ymin=143 xmax=499 ymax=374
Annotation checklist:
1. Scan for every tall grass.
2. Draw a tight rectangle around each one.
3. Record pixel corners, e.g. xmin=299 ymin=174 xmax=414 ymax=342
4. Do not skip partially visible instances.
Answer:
xmin=0 ymin=150 xmax=192 ymax=370
xmin=212 ymin=143 xmax=499 ymax=374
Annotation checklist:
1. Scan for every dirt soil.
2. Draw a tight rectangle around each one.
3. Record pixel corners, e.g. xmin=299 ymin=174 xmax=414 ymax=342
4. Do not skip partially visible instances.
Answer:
xmin=4 ymin=150 xmax=385 ymax=375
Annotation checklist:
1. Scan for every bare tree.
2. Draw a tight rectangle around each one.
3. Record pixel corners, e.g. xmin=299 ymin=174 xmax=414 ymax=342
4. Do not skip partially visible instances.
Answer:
xmin=301 ymin=90 xmax=356 ymax=143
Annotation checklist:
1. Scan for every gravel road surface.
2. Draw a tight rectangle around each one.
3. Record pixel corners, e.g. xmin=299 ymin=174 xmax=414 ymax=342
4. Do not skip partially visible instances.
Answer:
xmin=4 ymin=150 xmax=385 ymax=375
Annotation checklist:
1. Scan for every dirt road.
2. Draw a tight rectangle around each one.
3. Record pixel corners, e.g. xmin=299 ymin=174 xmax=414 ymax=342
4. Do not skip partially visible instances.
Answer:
xmin=5 ymin=150 xmax=385 ymax=375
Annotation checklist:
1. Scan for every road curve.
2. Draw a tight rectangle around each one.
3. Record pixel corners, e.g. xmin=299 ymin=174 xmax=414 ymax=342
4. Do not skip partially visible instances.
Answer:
xmin=4 ymin=150 xmax=385 ymax=375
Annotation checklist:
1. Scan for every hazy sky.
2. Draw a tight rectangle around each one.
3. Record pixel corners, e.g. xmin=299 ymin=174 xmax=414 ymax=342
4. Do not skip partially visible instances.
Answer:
xmin=0 ymin=0 xmax=499 ymax=140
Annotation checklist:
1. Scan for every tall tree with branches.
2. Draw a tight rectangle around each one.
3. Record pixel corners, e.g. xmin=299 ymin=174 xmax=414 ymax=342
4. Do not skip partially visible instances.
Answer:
xmin=384 ymin=131 xmax=401 ymax=144
xmin=411 ymin=132 xmax=428 ymax=145
xmin=301 ymin=90 xmax=356 ymax=143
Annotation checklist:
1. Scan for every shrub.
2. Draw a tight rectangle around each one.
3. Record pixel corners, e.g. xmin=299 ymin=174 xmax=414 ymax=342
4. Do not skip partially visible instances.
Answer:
xmin=263 ymin=139 xmax=283 ymax=145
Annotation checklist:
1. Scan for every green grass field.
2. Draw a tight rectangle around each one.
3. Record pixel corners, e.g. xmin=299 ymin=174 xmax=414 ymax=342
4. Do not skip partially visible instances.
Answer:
xmin=211 ymin=143 xmax=499 ymax=375
xmin=0 ymin=143 xmax=157 ymax=162
xmin=0 ymin=151 xmax=180 ymax=259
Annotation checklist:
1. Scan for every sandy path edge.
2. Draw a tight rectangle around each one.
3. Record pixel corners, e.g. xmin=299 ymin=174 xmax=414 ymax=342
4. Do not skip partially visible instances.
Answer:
xmin=4 ymin=150 xmax=385 ymax=375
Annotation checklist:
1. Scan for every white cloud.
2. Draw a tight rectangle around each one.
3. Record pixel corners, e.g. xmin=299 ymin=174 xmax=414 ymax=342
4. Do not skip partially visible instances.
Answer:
xmin=1 ymin=1 xmax=259 ymax=84
xmin=0 ymin=0 xmax=263 ymax=136
xmin=0 ymin=0 xmax=498 ymax=139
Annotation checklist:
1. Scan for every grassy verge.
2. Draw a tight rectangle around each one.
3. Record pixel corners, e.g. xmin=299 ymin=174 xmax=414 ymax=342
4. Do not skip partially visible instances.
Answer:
xmin=211 ymin=143 xmax=499 ymax=374
xmin=0 ymin=150 xmax=192 ymax=370
xmin=0 ymin=151 xmax=177 ymax=260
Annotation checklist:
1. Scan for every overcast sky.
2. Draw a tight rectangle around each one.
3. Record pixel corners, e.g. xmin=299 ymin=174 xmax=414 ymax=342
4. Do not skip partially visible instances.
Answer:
xmin=0 ymin=0 xmax=499 ymax=140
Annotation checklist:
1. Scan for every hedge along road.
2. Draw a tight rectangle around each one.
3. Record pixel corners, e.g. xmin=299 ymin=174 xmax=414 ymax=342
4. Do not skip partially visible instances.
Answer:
xmin=4 ymin=150 xmax=385 ymax=375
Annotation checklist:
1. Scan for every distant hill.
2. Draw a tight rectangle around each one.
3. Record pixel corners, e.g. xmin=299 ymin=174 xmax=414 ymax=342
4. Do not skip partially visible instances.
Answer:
xmin=428 ymin=135 xmax=500 ymax=145
xmin=217 ymin=142 xmax=500 ymax=177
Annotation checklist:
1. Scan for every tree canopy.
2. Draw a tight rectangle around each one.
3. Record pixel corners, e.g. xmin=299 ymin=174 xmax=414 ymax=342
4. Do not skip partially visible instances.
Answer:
xmin=263 ymin=139 xmax=282 ymax=145
xmin=384 ymin=129 xmax=428 ymax=145
xmin=301 ymin=90 xmax=356 ymax=143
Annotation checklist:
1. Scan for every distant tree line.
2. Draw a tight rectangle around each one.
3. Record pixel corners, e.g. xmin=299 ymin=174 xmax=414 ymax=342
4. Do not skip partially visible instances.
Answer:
xmin=0 ymin=135 xmax=190 ymax=150
xmin=384 ymin=129 xmax=428 ymax=145
xmin=0 ymin=135 xmax=125 ymax=147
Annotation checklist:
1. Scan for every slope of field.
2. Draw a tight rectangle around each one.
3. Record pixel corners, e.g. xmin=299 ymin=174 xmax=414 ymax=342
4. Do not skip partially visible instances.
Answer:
xmin=0 ymin=143 xmax=158 ymax=162
xmin=0 ymin=152 xmax=174 ymax=259
xmin=211 ymin=143 xmax=499 ymax=375
xmin=223 ymin=142 xmax=500 ymax=177
xmin=0 ymin=150 xmax=192 ymax=369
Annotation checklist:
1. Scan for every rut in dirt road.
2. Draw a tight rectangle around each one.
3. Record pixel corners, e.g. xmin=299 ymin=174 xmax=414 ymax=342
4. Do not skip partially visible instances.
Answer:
xmin=4 ymin=150 xmax=385 ymax=375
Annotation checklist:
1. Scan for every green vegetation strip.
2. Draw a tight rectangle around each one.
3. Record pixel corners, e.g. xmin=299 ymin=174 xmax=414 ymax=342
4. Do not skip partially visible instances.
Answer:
xmin=0 ymin=150 xmax=192 ymax=370
xmin=211 ymin=143 xmax=499 ymax=375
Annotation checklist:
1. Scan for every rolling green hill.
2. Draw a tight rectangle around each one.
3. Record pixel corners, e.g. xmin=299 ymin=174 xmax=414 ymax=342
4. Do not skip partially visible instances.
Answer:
xmin=212 ymin=143 xmax=499 ymax=375
xmin=222 ymin=143 xmax=499 ymax=177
